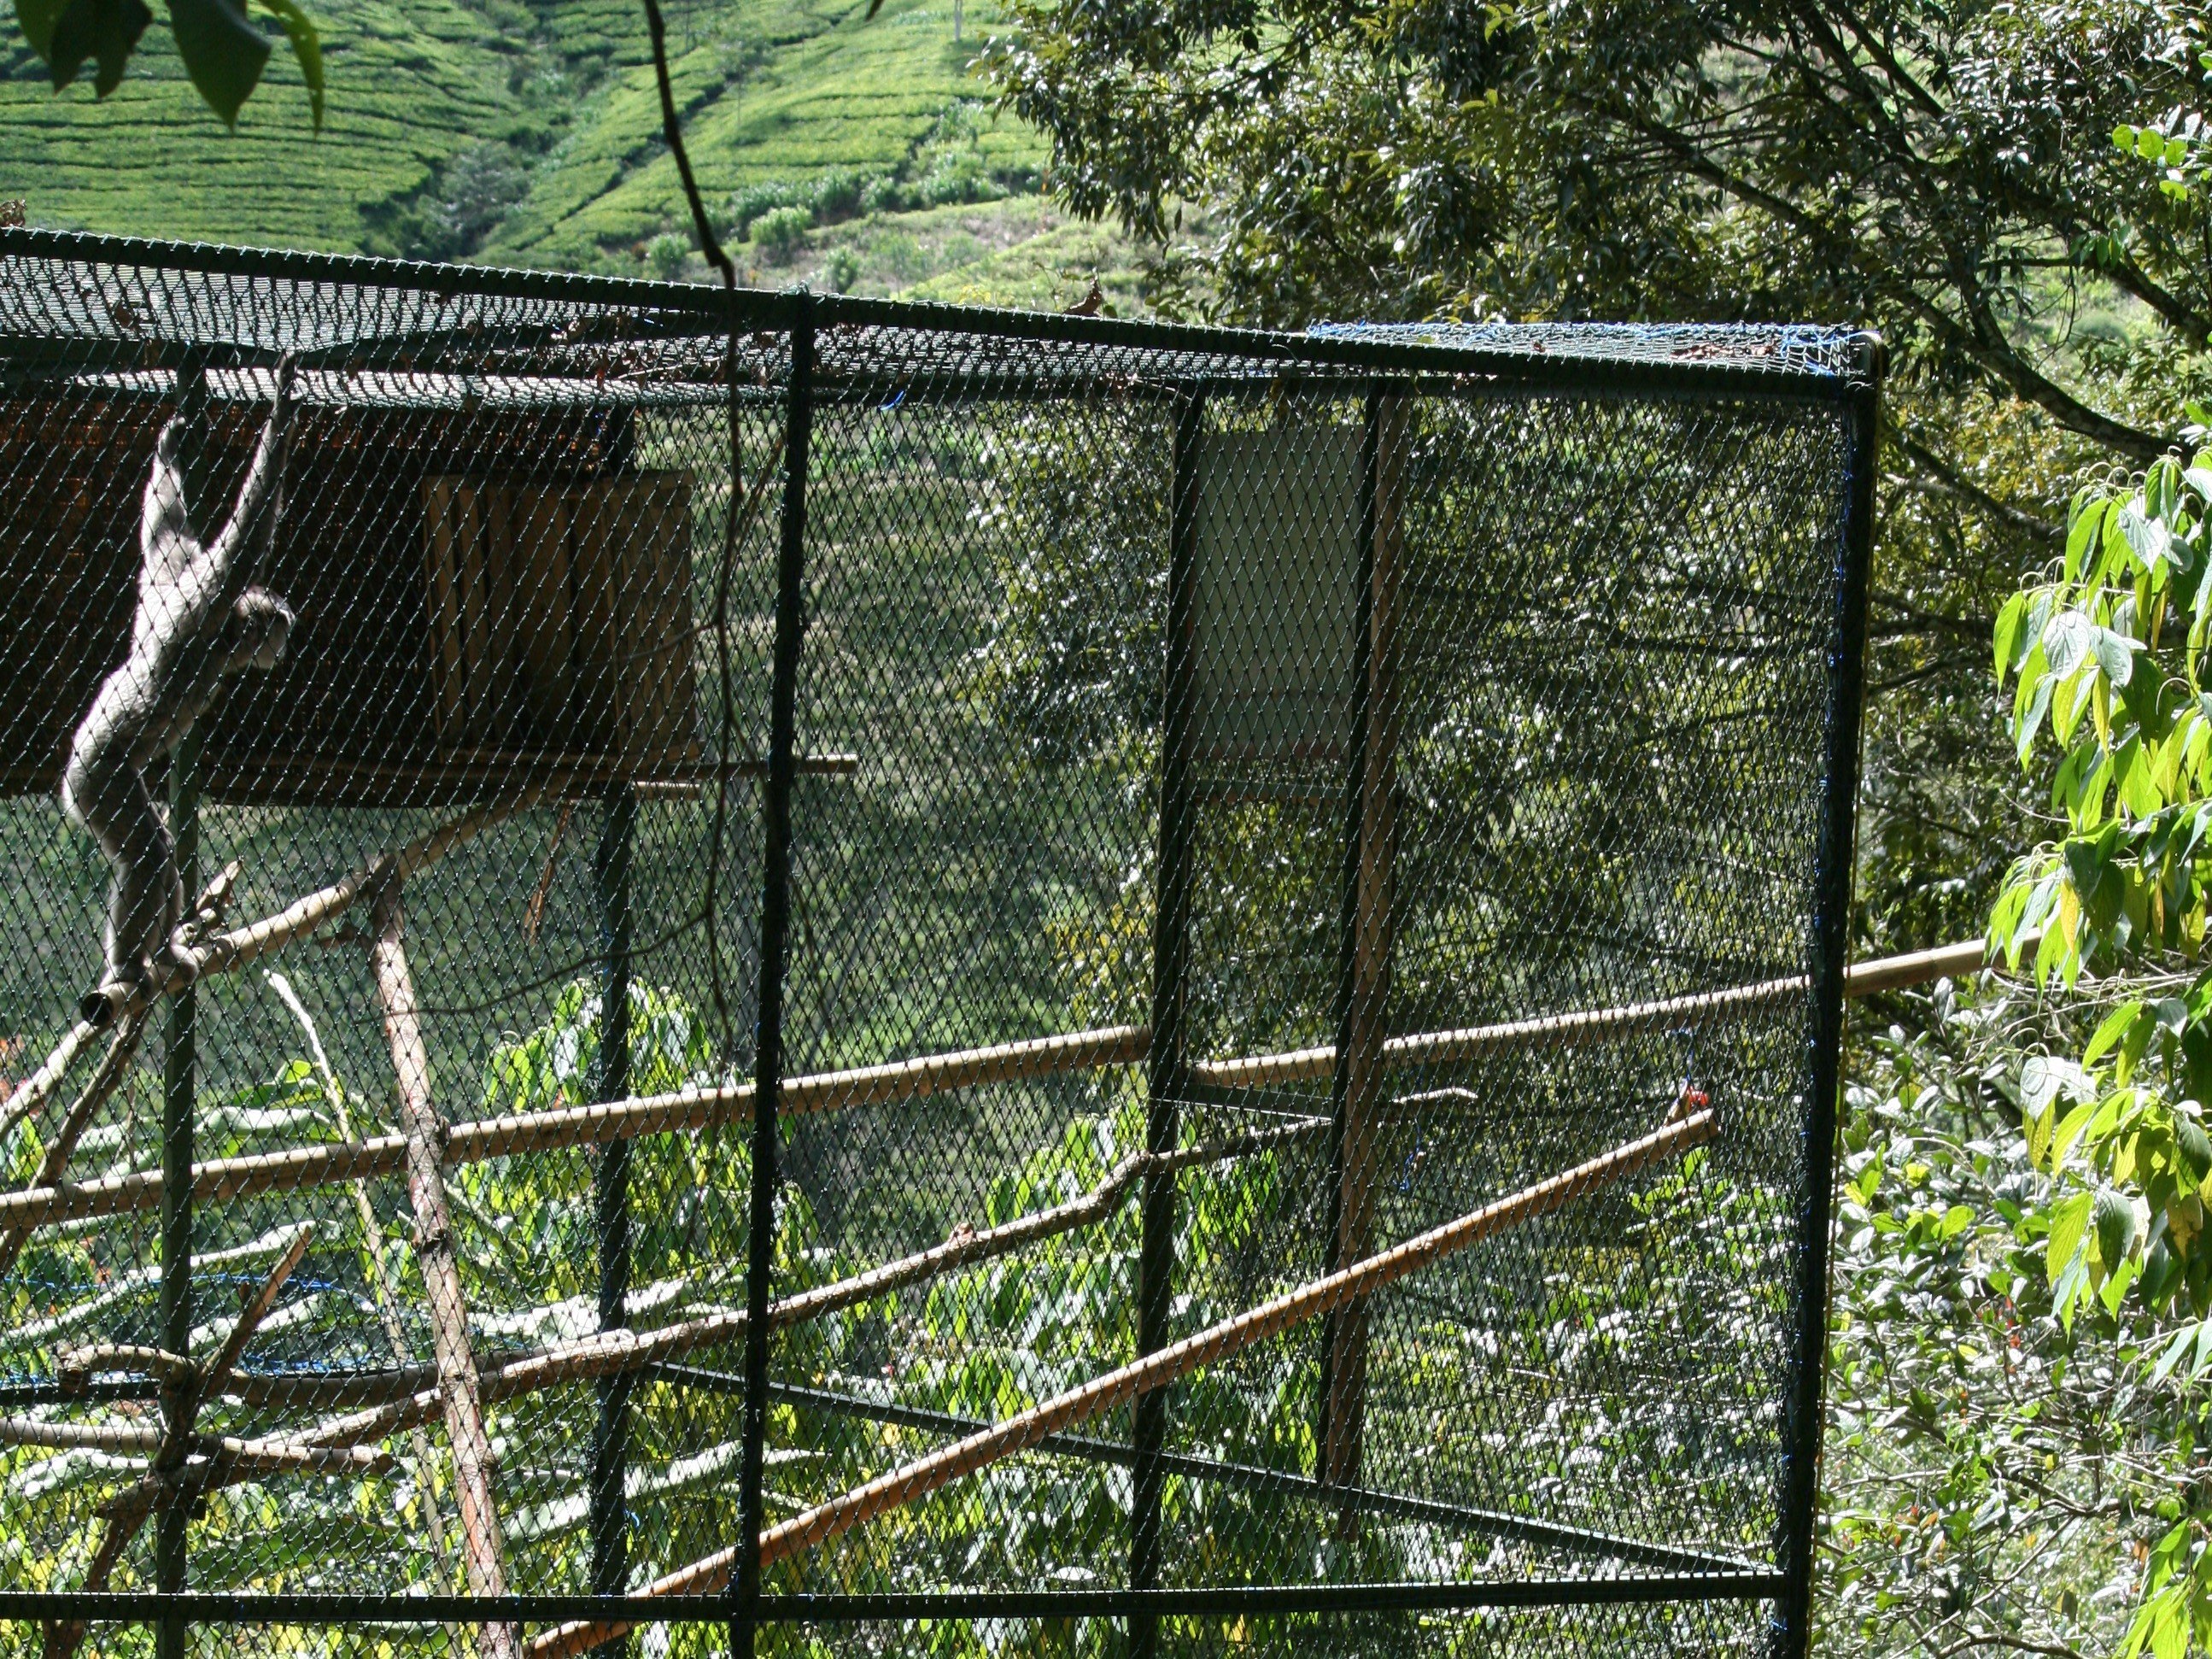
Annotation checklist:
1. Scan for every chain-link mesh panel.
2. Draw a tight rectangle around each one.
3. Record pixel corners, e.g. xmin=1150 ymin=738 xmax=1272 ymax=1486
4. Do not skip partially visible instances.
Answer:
xmin=0 ymin=230 xmax=1875 ymax=1656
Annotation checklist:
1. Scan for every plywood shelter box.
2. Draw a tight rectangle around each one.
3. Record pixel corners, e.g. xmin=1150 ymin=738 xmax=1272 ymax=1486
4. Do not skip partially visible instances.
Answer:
xmin=0 ymin=365 xmax=701 ymax=806
xmin=0 ymin=231 xmax=1881 ymax=1659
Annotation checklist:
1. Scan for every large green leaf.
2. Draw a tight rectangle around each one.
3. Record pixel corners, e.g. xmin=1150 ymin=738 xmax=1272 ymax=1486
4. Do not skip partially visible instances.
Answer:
xmin=169 ymin=0 xmax=270 ymax=126
xmin=36 ymin=0 xmax=152 ymax=93
xmin=257 ymin=0 xmax=320 ymax=129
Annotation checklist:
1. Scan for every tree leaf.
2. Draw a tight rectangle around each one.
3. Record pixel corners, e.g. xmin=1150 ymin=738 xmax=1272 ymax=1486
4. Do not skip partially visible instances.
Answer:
xmin=169 ymin=0 xmax=270 ymax=126
xmin=15 ymin=0 xmax=66 ymax=57
xmin=2096 ymin=1185 xmax=2140 ymax=1269
xmin=37 ymin=0 xmax=152 ymax=93
xmin=256 ymin=0 xmax=320 ymax=130
xmin=2047 ymin=1190 xmax=2093 ymax=1286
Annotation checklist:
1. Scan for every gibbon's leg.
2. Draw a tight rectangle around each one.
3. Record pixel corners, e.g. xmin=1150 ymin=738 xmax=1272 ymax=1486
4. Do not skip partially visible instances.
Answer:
xmin=61 ymin=717 xmax=179 ymax=1023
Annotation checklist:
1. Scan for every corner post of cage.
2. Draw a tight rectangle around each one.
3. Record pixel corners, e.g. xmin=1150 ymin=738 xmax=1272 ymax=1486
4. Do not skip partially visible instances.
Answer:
xmin=1774 ymin=347 xmax=1880 ymax=1657
xmin=1316 ymin=384 xmax=1399 ymax=1513
xmin=732 ymin=291 xmax=815 ymax=1659
xmin=155 ymin=349 xmax=209 ymax=1659
xmin=1129 ymin=387 xmax=1208 ymax=1652
xmin=589 ymin=780 xmax=639 ymax=1635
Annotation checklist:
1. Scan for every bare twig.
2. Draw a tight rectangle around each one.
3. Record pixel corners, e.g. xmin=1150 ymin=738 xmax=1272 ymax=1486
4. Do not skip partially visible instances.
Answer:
xmin=0 ymin=1008 xmax=149 ymax=1281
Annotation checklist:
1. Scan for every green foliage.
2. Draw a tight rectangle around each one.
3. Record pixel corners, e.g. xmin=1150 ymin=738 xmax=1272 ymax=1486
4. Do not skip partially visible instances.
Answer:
xmin=1823 ymin=981 xmax=2205 ymax=1659
xmin=15 ymin=0 xmax=320 ymax=126
xmin=750 ymin=202 xmax=813 ymax=258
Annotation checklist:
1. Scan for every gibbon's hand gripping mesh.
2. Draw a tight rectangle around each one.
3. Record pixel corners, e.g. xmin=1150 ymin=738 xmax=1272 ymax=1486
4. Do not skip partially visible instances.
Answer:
xmin=0 ymin=229 xmax=1877 ymax=1659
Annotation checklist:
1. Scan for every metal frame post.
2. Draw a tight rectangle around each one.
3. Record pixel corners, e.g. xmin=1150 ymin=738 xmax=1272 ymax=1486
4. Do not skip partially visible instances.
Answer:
xmin=589 ymin=782 xmax=637 ymax=1646
xmin=155 ymin=354 xmax=208 ymax=1659
xmin=1130 ymin=390 xmax=1207 ymax=1659
xmin=1316 ymin=389 xmax=1399 ymax=1513
xmin=1772 ymin=353 xmax=1879 ymax=1657
xmin=732 ymin=295 xmax=815 ymax=1659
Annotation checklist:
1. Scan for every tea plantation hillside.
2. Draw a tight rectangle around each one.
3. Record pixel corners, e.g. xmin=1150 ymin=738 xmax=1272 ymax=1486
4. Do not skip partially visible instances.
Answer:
xmin=0 ymin=0 xmax=1096 ymax=296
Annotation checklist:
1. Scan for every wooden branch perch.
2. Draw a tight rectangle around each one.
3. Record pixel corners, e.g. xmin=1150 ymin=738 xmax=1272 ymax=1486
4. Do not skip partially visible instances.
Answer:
xmin=173 ymin=1121 xmax=1335 ymax=1506
xmin=2 ymin=790 xmax=547 ymax=1142
xmin=0 ymin=1009 xmax=148 ymax=1281
xmin=45 ymin=1226 xmax=313 ymax=1659
xmin=529 ymin=1108 xmax=1717 ymax=1659
xmin=371 ymin=877 xmax=517 ymax=1659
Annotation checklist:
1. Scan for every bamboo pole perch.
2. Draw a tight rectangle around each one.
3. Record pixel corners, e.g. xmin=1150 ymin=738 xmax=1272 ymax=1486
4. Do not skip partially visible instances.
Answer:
xmin=370 ymin=877 xmax=518 ymax=1659
xmin=529 ymin=1107 xmax=1718 ymax=1659
xmin=0 ymin=1023 xmax=1152 ymax=1234
xmin=0 ymin=929 xmax=2027 ymax=1241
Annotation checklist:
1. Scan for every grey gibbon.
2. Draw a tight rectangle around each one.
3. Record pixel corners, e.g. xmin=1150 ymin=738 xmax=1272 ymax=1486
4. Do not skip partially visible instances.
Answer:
xmin=62 ymin=357 xmax=301 ymax=1025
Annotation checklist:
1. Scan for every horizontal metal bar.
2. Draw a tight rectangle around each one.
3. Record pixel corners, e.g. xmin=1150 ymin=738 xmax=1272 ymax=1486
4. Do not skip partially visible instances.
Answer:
xmin=721 ymin=1374 xmax=1756 ymax=1578
xmin=0 ymin=230 xmax=1871 ymax=398
xmin=0 ymin=1575 xmax=1785 ymax=1627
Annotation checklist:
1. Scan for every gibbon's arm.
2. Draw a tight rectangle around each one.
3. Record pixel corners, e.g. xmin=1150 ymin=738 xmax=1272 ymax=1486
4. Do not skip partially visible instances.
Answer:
xmin=201 ymin=356 xmax=301 ymax=615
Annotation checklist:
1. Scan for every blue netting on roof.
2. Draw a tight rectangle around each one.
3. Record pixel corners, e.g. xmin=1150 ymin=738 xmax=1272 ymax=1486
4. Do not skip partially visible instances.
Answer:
xmin=1308 ymin=321 xmax=1863 ymax=378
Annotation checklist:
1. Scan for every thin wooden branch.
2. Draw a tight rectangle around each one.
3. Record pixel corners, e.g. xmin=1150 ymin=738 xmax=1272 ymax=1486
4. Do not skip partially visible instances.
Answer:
xmin=3 ymin=791 xmax=546 ymax=1146
xmin=529 ymin=1108 xmax=1718 ymax=1659
xmin=372 ymin=878 xmax=516 ymax=1659
xmin=0 ymin=1008 xmax=148 ymax=1281
xmin=44 ymin=1225 xmax=313 ymax=1659
xmin=208 ymin=1122 xmax=1332 ymax=1481
xmin=0 ymin=1417 xmax=164 ymax=1452
xmin=57 ymin=1345 xmax=196 ymax=1391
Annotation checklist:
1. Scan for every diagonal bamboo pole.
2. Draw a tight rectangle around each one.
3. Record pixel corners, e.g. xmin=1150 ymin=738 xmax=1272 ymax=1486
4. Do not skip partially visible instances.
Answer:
xmin=527 ymin=1107 xmax=1717 ymax=1659
xmin=0 ymin=1010 xmax=148 ymax=1281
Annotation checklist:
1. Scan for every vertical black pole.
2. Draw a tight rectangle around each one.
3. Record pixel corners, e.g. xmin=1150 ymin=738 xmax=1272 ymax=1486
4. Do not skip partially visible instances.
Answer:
xmin=1130 ymin=390 xmax=1205 ymax=1659
xmin=155 ymin=724 xmax=198 ymax=1659
xmin=155 ymin=356 xmax=207 ymax=1659
xmin=1314 ymin=391 xmax=1384 ymax=1497
xmin=732 ymin=295 xmax=813 ymax=1659
xmin=1773 ymin=345 xmax=1879 ymax=1659
xmin=589 ymin=782 xmax=637 ymax=1646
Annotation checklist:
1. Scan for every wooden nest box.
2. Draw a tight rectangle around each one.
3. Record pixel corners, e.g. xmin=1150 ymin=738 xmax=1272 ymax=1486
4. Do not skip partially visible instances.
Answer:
xmin=0 ymin=370 xmax=704 ymax=806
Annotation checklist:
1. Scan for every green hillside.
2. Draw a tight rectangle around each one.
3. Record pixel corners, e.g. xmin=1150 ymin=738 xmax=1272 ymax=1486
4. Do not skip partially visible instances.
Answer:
xmin=0 ymin=0 xmax=1099 ymax=293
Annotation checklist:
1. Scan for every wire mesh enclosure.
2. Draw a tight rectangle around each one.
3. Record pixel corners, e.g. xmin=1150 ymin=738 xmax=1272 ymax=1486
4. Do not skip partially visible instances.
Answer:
xmin=0 ymin=230 xmax=1879 ymax=1659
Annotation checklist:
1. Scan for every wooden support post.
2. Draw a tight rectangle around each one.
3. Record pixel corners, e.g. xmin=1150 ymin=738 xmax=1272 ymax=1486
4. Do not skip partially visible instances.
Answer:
xmin=588 ymin=783 xmax=636 ymax=1647
xmin=1319 ymin=391 xmax=1407 ymax=1511
xmin=1131 ymin=390 xmax=1207 ymax=1656
xmin=371 ymin=877 xmax=517 ymax=1659
xmin=155 ymin=726 xmax=198 ymax=1659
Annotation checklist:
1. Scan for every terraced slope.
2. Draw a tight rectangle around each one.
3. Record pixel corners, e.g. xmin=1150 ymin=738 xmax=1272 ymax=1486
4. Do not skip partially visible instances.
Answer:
xmin=0 ymin=0 xmax=1042 ymax=271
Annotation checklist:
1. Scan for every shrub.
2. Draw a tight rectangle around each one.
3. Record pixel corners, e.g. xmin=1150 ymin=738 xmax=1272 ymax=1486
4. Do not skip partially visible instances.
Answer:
xmin=810 ymin=168 xmax=865 ymax=221
xmin=862 ymin=174 xmax=916 ymax=214
xmin=921 ymin=146 xmax=1001 ymax=207
xmin=752 ymin=204 xmax=813 ymax=259
xmin=825 ymin=246 xmax=863 ymax=294
xmin=643 ymin=232 xmax=689 ymax=281
xmin=728 ymin=180 xmax=801 ymax=237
